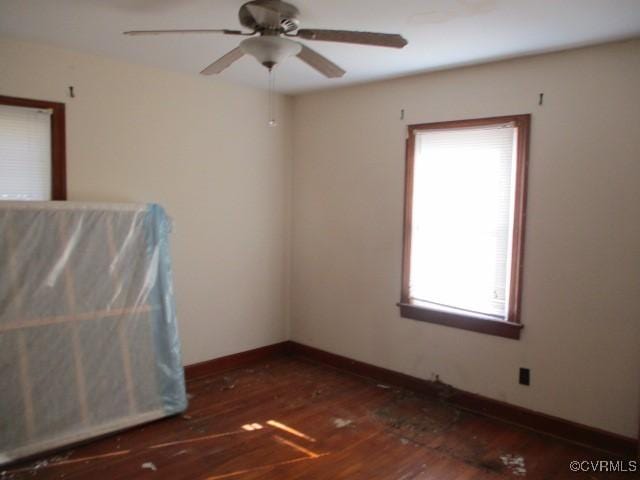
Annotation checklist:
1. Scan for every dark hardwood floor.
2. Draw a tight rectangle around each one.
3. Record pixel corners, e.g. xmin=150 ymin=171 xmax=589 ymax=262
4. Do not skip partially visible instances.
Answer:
xmin=2 ymin=356 xmax=635 ymax=479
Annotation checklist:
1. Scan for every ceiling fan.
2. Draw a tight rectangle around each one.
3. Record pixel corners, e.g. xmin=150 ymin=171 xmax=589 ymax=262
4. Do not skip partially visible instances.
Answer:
xmin=124 ymin=0 xmax=408 ymax=78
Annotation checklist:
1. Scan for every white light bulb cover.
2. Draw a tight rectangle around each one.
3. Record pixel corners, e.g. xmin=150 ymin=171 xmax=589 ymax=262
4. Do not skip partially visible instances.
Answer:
xmin=240 ymin=36 xmax=302 ymax=68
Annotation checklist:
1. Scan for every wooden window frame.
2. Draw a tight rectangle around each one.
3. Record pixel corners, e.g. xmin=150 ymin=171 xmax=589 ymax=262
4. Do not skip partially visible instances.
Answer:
xmin=0 ymin=95 xmax=67 ymax=200
xmin=399 ymin=114 xmax=531 ymax=340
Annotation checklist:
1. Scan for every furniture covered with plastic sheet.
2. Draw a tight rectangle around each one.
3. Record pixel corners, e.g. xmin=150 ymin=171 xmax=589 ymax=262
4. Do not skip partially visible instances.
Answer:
xmin=0 ymin=202 xmax=187 ymax=465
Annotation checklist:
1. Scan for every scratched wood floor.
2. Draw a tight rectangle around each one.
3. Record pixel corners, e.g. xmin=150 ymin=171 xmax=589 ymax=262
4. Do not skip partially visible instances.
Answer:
xmin=2 ymin=356 xmax=632 ymax=480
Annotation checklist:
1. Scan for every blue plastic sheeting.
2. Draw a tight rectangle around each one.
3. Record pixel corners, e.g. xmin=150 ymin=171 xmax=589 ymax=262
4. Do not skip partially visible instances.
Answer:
xmin=0 ymin=202 xmax=187 ymax=465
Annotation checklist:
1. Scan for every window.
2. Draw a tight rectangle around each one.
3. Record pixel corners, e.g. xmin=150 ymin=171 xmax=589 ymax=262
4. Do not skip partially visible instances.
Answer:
xmin=399 ymin=115 xmax=530 ymax=339
xmin=0 ymin=95 xmax=66 ymax=200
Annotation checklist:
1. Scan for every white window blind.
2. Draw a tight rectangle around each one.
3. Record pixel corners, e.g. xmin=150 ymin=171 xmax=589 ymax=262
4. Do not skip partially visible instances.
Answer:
xmin=409 ymin=123 xmax=517 ymax=318
xmin=0 ymin=104 xmax=52 ymax=200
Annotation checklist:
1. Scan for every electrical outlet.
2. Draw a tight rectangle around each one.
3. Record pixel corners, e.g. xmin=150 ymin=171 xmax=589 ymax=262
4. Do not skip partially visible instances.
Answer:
xmin=519 ymin=368 xmax=530 ymax=386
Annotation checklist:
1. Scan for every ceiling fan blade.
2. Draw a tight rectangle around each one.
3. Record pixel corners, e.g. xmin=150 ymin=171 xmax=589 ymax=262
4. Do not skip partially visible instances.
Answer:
xmin=246 ymin=3 xmax=282 ymax=29
xmin=296 ymin=29 xmax=408 ymax=49
xmin=124 ymin=29 xmax=246 ymax=36
xmin=297 ymin=44 xmax=345 ymax=78
xmin=200 ymin=47 xmax=245 ymax=75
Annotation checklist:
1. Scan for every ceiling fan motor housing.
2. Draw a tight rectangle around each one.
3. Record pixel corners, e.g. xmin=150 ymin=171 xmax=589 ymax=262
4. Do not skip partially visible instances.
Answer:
xmin=239 ymin=0 xmax=300 ymax=33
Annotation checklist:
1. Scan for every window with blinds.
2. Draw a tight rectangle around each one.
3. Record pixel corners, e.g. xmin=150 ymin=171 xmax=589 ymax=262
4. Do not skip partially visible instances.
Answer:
xmin=0 ymin=104 xmax=53 ymax=200
xmin=400 ymin=115 xmax=530 ymax=339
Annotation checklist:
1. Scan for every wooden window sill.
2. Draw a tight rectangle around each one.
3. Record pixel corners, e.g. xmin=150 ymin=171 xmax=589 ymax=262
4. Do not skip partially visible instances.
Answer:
xmin=398 ymin=302 xmax=523 ymax=340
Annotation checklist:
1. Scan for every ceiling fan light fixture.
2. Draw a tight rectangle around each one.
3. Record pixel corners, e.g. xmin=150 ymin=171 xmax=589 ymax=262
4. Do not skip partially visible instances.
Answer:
xmin=240 ymin=36 xmax=301 ymax=69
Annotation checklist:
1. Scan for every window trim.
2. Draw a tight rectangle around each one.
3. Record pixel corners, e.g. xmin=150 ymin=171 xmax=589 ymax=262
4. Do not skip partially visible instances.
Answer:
xmin=399 ymin=114 xmax=531 ymax=340
xmin=0 ymin=95 xmax=67 ymax=200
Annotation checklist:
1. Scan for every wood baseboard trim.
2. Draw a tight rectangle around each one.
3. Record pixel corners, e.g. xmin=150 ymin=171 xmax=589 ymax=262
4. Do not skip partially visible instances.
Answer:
xmin=184 ymin=341 xmax=290 ymax=381
xmin=287 ymin=341 xmax=636 ymax=458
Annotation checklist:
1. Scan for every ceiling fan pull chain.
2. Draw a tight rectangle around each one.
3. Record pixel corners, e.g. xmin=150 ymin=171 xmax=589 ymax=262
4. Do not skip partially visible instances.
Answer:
xmin=268 ymin=67 xmax=277 ymax=127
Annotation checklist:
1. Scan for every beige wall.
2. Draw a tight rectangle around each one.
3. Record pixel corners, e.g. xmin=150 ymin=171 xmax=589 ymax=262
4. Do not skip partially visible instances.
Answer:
xmin=291 ymin=40 xmax=640 ymax=438
xmin=2 ymin=36 xmax=639 ymax=439
xmin=0 ymin=37 xmax=293 ymax=365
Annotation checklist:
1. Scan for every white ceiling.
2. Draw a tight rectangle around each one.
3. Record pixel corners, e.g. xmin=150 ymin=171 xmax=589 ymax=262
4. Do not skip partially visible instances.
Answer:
xmin=1 ymin=0 xmax=639 ymax=94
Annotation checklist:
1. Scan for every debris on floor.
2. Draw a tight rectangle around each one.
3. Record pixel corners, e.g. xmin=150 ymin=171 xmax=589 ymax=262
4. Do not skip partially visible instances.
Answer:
xmin=373 ymin=387 xmax=499 ymax=471
xmin=376 ymin=384 xmax=391 ymax=389
xmin=375 ymin=389 xmax=461 ymax=436
xmin=141 ymin=462 xmax=157 ymax=472
xmin=31 ymin=459 xmax=50 ymax=472
xmin=500 ymin=454 xmax=527 ymax=476
xmin=47 ymin=453 xmax=72 ymax=464
xmin=332 ymin=418 xmax=353 ymax=429
xmin=221 ymin=376 xmax=236 ymax=391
